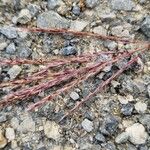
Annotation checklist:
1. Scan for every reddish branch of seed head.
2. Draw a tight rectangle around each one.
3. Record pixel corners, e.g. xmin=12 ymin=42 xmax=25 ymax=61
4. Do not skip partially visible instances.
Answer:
xmin=59 ymin=56 xmax=139 ymax=122
xmin=0 ymin=45 xmax=148 ymax=108
xmin=17 ymin=27 xmax=149 ymax=45
xmin=0 ymin=52 xmax=114 ymax=88
xmin=27 ymin=46 xmax=148 ymax=111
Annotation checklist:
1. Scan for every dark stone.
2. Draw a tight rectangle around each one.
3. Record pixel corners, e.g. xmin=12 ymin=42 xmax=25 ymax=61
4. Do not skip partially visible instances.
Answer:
xmin=72 ymin=5 xmax=81 ymax=16
xmin=60 ymin=46 xmax=77 ymax=56
xmin=121 ymin=103 xmax=134 ymax=116
xmin=100 ymin=115 xmax=119 ymax=135
xmin=141 ymin=16 xmax=150 ymax=38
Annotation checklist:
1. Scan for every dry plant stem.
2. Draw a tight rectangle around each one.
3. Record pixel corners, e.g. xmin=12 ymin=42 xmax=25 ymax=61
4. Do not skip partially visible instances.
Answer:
xmin=0 ymin=75 xmax=47 ymax=88
xmin=0 ymin=52 xmax=113 ymax=88
xmin=0 ymin=51 xmax=115 ymax=66
xmin=28 ymin=55 xmax=114 ymax=110
xmin=27 ymin=46 xmax=147 ymax=110
xmin=17 ymin=27 xmax=149 ymax=44
xmin=0 ymin=59 xmax=108 ymax=106
xmin=0 ymin=46 xmax=147 ymax=107
xmin=60 ymin=56 xmax=139 ymax=122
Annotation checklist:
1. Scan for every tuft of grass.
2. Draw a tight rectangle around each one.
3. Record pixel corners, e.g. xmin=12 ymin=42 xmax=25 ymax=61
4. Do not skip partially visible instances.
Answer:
xmin=0 ymin=27 xmax=149 ymax=121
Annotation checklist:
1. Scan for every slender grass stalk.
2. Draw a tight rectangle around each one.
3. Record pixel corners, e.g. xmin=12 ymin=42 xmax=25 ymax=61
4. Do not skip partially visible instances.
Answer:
xmin=0 ymin=27 xmax=149 ymax=121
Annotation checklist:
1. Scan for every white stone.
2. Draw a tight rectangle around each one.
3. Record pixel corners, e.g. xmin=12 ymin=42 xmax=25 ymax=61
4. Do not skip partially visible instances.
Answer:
xmin=5 ymin=128 xmax=15 ymax=141
xmin=134 ymin=102 xmax=147 ymax=113
xmin=44 ymin=121 xmax=60 ymax=140
xmin=125 ymin=123 xmax=148 ymax=145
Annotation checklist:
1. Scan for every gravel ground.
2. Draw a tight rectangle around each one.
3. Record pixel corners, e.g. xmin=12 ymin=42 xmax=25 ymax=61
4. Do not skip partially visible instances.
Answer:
xmin=0 ymin=0 xmax=150 ymax=150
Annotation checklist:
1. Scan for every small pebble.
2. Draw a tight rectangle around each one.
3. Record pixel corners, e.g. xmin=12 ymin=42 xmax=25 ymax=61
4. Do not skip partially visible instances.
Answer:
xmin=5 ymin=128 xmax=15 ymax=141
xmin=70 ymin=91 xmax=80 ymax=101
xmin=0 ymin=42 xmax=8 ymax=51
xmin=0 ymin=26 xmax=17 ymax=39
xmin=7 ymin=65 xmax=22 ymax=80
xmin=47 ymin=0 xmax=63 ymax=10
xmin=44 ymin=121 xmax=60 ymax=140
xmin=141 ymin=16 xmax=150 ymax=38
xmin=125 ymin=123 xmax=148 ymax=145
xmin=147 ymin=84 xmax=150 ymax=98
xmin=6 ymin=43 xmax=16 ymax=54
xmin=0 ymin=114 xmax=7 ymax=123
xmin=85 ymin=0 xmax=99 ymax=8
xmin=95 ymin=133 xmax=106 ymax=143
xmin=111 ymin=0 xmax=135 ymax=11
xmin=60 ymin=46 xmax=77 ymax=56
xmin=134 ymin=102 xmax=147 ymax=113
xmin=17 ymin=9 xmax=32 ymax=24
xmin=81 ymin=118 xmax=94 ymax=132
xmin=72 ymin=5 xmax=80 ymax=16
xmin=115 ymin=132 xmax=129 ymax=144
xmin=121 ymin=103 xmax=134 ymax=116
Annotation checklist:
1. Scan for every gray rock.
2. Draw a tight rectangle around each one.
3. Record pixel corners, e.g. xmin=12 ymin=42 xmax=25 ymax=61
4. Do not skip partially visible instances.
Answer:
xmin=6 ymin=43 xmax=16 ymax=54
xmin=72 ymin=5 xmax=80 ymax=16
xmin=102 ymin=142 xmax=116 ymax=150
xmin=60 ymin=46 xmax=77 ymax=56
xmin=115 ymin=132 xmax=129 ymax=144
xmin=5 ymin=128 xmax=15 ymax=141
xmin=81 ymin=118 xmax=94 ymax=132
xmin=126 ymin=143 xmax=137 ymax=150
xmin=141 ymin=16 xmax=150 ymax=38
xmin=7 ymin=65 xmax=22 ymax=80
xmin=147 ymin=84 xmax=150 ymax=98
xmin=100 ymin=13 xmax=116 ymax=22
xmin=85 ymin=0 xmax=99 ymax=8
xmin=111 ymin=0 xmax=135 ymax=11
xmin=47 ymin=0 xmax=63 ymax=10
xmin=139 ymin=0 xmax=146 ymax=4
xmin=17 ymin=9 xmax=32 ymax=24
xmin=121 ymin=76 xmax=135 ymax=93
xmin=121 ymin=103 xmax=134 ymax=116
xmin=37 ymin=11 xmax=70 ymax=29
xmin=93 ymin=26 xmax=107 ymax=36
xmin=0 ymin=114 xmax=7 ymax=123
xmin=0 ymin=42 xmax=8 ymax=51
xmin=95 ymin=133 xmax=106 ymax=143
xmin=27 ymin=4 xmax=40 ymax=17
xmin=70 ymin=20 xmax=88 ymax=31
xmin=100 ymin=115 xmax=119 ymax=135
xmin=70 ymin=91 xmax=80 ymax=101
xmin=0 ymin=26 xmax=17 ymax=39
xmin=126 ymin=123 xmax=148 ymax=145
xmin=134 ymin=102 xmax=147 ymax=113
xmin=18 ymin=47 xmax=32 ymax=58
